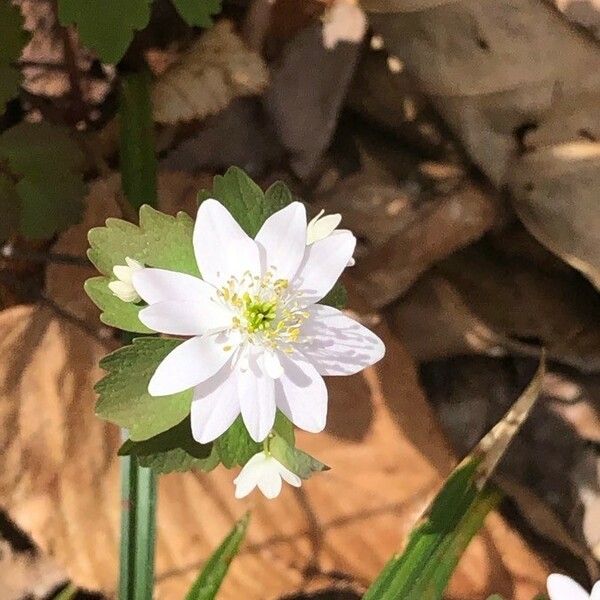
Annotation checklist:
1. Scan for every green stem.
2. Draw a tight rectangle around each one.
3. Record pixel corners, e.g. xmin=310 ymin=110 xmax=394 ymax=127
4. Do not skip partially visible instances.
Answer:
xmin=118 ymin=70 xmax=158 ymax=600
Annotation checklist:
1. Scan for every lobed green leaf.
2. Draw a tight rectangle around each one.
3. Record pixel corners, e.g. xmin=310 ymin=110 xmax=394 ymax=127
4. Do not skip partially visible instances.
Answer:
xmin=96 ymin=337 xmax=192 ymax=441
xmin=171 ymin=0 xmax=223 ymax=27
xmin=184 ymin=513 xmax=250 ymax=600
xmin=268 ymin=433 xmax=329 ymax=479
xmin=57 ymin=0 xmax=152 ymax=64
xmin=198 ymin=167 xmax=294 ymax=237
xmin=119 ymin=417 xmax=220 ymax=474
xmin=0 ymin=122 xmax=86 ymax=239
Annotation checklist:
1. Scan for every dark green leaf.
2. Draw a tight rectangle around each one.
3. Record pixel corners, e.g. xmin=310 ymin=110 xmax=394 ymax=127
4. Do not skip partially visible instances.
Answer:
xmin=320 ymin=282 xmax=348 ymax=310
xmin=119 ymin=417 xmax=219 ymax=474
xmin=0 ymin=2 xmax=29 ymax=114
xmin=171 ymin=0 xmax=222 ymax=27
xmin=57 ymin=0 xmax=152 ymax=64
xmin=364 ymin=356 xmax=546 ymax=600
xmin=96 ymin=337 xmax=192 ymax=440
xmin=0 ymin=122 xmax=85 ymax=239
xmin=198 ymin=167 xmax=294 ymax=237
xmin=184 ymin=513 xmax=250 ymax=600
xmin=268 ymin=432 xmax=329 ymax=479
xmin=216 ymin=412 xmax=294 ymax=468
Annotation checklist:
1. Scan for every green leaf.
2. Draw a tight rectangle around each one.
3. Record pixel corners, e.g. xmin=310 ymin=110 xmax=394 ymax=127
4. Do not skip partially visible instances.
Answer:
xmin=0 ymin=2 xmax=29 ymax=114
xmin=171 ymin=0 xmax=222 ymax=27
xmin=320 ymin=282 xmax=348 ymax=310
xmin=96 ymin=337 xmax=192 ymax=440
xmin=217 ymin=412 xmax=294 ymax=468
xmin=364 ymin=356 xmax=546 ymax=600
xmin=198 ymin=167 xmax=293 ymax=237
xmin=0 ymin=122 xmax=85 ymax=239
xmin=119 ymin=417 xmax=219 ymax=474
xmin=57 ymin=0 xmax=152 ymax=64
xmin=85 ymin=277 xmax=152 ymax=334
xmin=185 ymin=513 xmax=250 ymax=600
xmin=268 ymin=433 xmax=329 ymax=479
xmin=88 ymin=205 xmax=197 ymax=276
xmin=86 ymin=206 xmax=198 ymax=332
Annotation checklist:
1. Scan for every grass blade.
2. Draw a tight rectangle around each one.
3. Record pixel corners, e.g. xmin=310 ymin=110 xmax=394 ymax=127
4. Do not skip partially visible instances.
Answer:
xmin=364 ymin=354 xmax=545 ymax=600
xmin=185 ymin=513 xmax=250 ymax=600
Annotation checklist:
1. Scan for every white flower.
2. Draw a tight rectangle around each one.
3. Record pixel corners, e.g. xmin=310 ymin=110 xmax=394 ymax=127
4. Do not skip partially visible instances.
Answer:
xmin=109 ymin=257 xmax=144 ymax=303
xmin=131 ymin=199 xmax=385 ymax=444
xmin=233 ymin=451 xmax=301 ymax=499
xmin=307 ymin=209 xmax=355 ymax=266
xmin=547 ymin=574 xmax=600 ymax=600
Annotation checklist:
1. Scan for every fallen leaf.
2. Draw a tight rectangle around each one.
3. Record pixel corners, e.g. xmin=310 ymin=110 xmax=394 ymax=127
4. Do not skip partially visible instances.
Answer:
xmin=152 ymin=20 xmax=269 ymax=124
xmin=0 ymin=295 xmax=552 ymax=599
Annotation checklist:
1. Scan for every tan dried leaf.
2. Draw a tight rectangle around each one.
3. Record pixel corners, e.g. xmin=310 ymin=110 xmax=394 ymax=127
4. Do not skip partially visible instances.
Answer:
xmin=152 ymin=20 xmax=269 ymax=124
xmin=0 ymin=299 xmax=551 ymax=599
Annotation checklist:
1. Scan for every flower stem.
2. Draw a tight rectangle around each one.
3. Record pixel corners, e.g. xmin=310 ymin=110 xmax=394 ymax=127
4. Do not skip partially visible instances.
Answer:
xmin=118 ymin=70 xmax=158 ymax=600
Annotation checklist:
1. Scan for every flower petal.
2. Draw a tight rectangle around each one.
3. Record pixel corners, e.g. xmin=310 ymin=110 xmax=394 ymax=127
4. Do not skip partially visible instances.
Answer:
xmin=255 ymin=201 xmax=307 ymax=281
xmin=257 ymin=468 xmax=283 ymax=499
xmin=132 ymin=268 xmax=215 ymax=304
xmin=275 ymin=353 xmax=327 ymax=433
xmin=276 ymin=461 xmax=302 ymax=487
xmin=547 ymin=574 xmax=590 ymax=600
xmin=108 ymin=280 xmax=139 ymax=303
xmin=139 ymin=300 xmax=233 ymax=336
xmin=300 ymin=304 xmax=385 ymax=375
xmin=306 ymin=211 xmax=342 ymax=245
xmin=194 ymin=199 xmax=261 ymax=286
xmin=592 ymin=582 xmax=600 ymax=600
xmin=259 ymin=349 xmax=284 ymax=379
xmin=238 ymin=355 xmax=277 ymax=442
xmin=148 ymin=334 xmax=236 ymax=396
xmin=233 ymin=453 xmax=267 ymax=498
xmin=292 ymin=230 xmax=356 ymax=305
xmin=190 ymin=366 xmax=241 ymax=443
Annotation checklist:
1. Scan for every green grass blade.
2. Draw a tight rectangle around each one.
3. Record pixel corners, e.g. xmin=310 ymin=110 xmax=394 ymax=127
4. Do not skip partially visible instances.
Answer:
xmin=53 ymin=583 xmax=78 ymax=600
xmin=364 ymin=355 xmax=545 ymax=600
xmin=185 ymin=513 xmax=250 ymax=600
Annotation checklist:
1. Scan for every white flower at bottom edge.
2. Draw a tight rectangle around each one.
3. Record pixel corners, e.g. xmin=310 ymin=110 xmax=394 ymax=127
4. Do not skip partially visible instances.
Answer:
xmin=233 ymin=451 xmax=301 ymax=499
xmin=130 ymin=199 xmax=386 ymax=445
xmin=108 ymin=257 xmax=144 ymax=302
xmin=547 ymin=574 xmax=600 ymax=600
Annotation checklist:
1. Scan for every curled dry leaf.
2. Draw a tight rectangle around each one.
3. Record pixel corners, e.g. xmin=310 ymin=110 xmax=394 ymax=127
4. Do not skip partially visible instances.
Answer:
xmin=0 ymin=300 xmax=550 ymax=598
xmin=152 ymin=20 xmax=269 ymax=124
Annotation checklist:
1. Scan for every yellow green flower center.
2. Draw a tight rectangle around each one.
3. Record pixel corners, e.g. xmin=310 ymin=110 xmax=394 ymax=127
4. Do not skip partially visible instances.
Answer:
xmin=243 ymin=296 xmax=277 ymax=332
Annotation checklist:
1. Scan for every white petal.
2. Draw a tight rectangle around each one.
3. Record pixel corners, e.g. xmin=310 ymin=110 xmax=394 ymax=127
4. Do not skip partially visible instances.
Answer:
xmin=300 ymin=304 xmax=385 ymax=375
xmin=592 ymin=582 xmax=600 ymax=600
xmin=233 ymin=453 xmax=267 ymax=498
xmin=275 ymin=461 xmax=302 ymax=487
xmin=260 ymin=349 xmax=284 ymax=379
xmin=306 ymin=211 xmax=342 ymax=244
xmin=148 ymin=334 xmax=236 ymax=396
xmin=238 ymin=355 xmax=277 ymax=442
xmin=255 ymin=202 xmax=307 ymax=280
xmin=190 ymin=367 xmax=241 ymax=443
xmin=113 ymin=264 xmax=133 ymax=283
xmin=194 ymin=199 xmax=261 ymax=287
xmin=275 ymin=352 xmax=327 ymax=433
xmin=125 ymin=257 xmax=143 ymax=270
xmin=292 ymin=230 xmax=356 ymax=305
xmin=138 ymin=300 xmax=233 ymax=336
xmin=108 ymin=280 xmax=140 ymax=303
xmin=132 ymin=268 xmax=215 ymax=305
xmin=547 ymin=574 xmax=590 ymax=600
xmin=257 ymin=467 xmax=283 ymax=499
